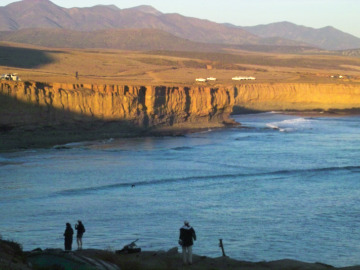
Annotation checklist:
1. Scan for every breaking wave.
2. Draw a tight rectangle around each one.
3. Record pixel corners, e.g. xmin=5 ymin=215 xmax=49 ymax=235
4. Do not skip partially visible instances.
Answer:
xmin=266 ymin=118 xmax=314 ymax=132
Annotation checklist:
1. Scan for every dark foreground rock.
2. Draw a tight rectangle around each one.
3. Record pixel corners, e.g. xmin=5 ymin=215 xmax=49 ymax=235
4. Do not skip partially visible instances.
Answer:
xmin=2 ymin=239 xmax=360 ymax=270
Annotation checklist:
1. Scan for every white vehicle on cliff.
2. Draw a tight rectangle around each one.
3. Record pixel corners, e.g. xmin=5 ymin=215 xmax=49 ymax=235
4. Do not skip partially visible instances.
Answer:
xmin=232 ymin=76 xmax=256 ymax=81
xmin=0 ymin=73 xmax=21 ymax=81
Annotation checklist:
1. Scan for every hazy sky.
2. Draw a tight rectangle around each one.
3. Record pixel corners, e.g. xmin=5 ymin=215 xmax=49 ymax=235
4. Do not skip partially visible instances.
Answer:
xmin=2 ymin=0 xmax=360 ymax=38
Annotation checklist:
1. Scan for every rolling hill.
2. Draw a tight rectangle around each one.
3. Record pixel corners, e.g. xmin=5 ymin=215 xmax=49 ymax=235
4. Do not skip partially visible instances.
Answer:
xmin=0 ymin=0 xmax=359 ymax=51
xmin=0 ymin=0 xmax=260 ymax=45
xmin=0 ymin=28 xmax=227 ymax=51
xmin=242 ymin=22 xmax=360 ymax=51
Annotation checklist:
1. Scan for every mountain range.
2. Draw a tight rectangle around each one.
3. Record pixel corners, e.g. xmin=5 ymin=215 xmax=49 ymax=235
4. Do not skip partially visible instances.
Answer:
xmin=0 ymin=0 xmax=359 ymax=51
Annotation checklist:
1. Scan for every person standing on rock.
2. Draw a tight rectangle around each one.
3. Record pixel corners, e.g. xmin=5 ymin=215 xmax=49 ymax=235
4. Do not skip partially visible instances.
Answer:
xmin=64 ymin=223 xmax=74 ymax=251
xmin=75 ymin=220 xmax=86 ymax=250
xmin=179 ymin=220 xmax=196 ymax=265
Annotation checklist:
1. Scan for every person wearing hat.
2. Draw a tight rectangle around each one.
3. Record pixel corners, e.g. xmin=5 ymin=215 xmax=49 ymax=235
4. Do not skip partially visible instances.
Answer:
xmin=75 ymin=220 xmax=86 ymax=250
xmin=179 ymin=220 xmax=196 ymax=265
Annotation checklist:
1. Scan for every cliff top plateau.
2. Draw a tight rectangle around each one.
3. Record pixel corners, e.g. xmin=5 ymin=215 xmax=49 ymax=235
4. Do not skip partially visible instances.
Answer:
xmin=0 ymin=43 xmax=359 ymax=85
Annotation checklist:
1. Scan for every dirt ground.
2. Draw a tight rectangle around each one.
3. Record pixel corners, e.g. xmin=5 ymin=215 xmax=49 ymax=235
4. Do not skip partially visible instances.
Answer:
xmin=1 ymin=42 xmax=359 ymax=86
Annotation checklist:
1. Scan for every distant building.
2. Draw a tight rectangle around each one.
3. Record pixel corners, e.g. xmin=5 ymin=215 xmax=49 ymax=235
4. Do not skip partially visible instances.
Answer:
xmin=232 ymin=76 xmax=256 ymax=81
xmin=0 ymin=73 xmax=21 ymax=81
xmin=331 ymin=75 xmax=344 ymax=79
xmin=206 ymin=77 xmax=217 ymax=81
xmin=195 ymin=78 xmax=207 ymax=82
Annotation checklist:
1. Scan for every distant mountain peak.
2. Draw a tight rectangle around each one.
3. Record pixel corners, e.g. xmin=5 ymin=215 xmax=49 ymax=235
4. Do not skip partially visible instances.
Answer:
xmin=92 ymin=4 xmax=119 ymax=10
xmin=7 ymin=0 xmax=59 ymax=8
xmin=320 ymin=25 xmax=336 ymax=31
xmin=22 ymin=0 xmax=51 ymax=3
xmin=129 ymin=5 xmax=162 ymax=16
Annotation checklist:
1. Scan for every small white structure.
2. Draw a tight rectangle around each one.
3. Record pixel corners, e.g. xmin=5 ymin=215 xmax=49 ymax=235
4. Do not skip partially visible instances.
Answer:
xmin=331 ymin=75 xmax=344 ymax=79
xmin=195 ymin=78 xmax=207 ymax=82
xmin=1 ymin=73 xmax=21 ymax=81
xmin=206 ymin=77 xmax=217 ymax=81
xmin=232 ymin=76 xmax=256 ymax=81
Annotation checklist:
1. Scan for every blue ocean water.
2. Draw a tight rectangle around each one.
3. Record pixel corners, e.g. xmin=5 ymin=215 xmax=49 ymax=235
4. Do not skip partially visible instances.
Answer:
xmin=1 ymin=112 xmax=360 ymax=267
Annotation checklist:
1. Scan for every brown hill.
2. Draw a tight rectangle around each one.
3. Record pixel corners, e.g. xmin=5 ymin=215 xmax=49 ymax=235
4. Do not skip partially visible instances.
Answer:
xmin=242 ymin=21 xmax=360 ymax=50
xmin=339 ymin=49 xmax=360 ymax=57
xmin=0 ymin=0 xmax=259 ymax=44
xmin=1 ymin=0 xmax=358 ymax=51
xmin=0 ymin=28 xmax=321 ymax=53
xmin=0 ymin=0 xmax=315 ymax=49
xmin=0 ymin=28 xmax=228 ymax=51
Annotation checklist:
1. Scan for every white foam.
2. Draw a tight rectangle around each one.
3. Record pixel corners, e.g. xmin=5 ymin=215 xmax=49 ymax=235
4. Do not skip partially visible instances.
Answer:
xmin=266 ymin=118 xmax=313 ymax=132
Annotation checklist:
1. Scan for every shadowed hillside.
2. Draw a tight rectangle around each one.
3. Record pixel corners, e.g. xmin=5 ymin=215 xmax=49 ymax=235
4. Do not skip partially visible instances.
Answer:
xmin=0 ymin=44 xmax=56 ymax=68
xmin=0 ymin=90 xmax=148 ymax=151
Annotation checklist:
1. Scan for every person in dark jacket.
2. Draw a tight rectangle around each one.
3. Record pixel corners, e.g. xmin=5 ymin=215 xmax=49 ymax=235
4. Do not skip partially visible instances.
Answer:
xmin=179 ymin=220 xmax=196 ymax=265
xmin=64 ymin=223 xmax=74 ymax=251
xmin=75 ymin=220 xmax=85 ymax=250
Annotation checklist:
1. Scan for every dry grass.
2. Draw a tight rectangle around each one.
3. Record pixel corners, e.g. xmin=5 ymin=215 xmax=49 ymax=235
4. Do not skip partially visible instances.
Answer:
xmin=0 ymin=42 xmax=359 ymax=86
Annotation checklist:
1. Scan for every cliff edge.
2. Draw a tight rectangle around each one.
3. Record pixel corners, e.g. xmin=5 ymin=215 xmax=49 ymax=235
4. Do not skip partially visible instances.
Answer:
xmin=1 ymin=81 xmax=359 ymax=151
xmin=0 ymin=81 xmax=236 ymax=151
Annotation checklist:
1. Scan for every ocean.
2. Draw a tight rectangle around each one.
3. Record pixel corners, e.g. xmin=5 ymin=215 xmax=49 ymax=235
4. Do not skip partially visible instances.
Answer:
xmin=1 ymin=112 xmax=360 ymax=267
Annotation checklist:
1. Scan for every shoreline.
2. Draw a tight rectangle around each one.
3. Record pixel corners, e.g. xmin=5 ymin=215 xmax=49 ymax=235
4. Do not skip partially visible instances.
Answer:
xmin=1 ymin=110 xmax=360 ymax=153
xmin=280 ymin=108 xmax=360 ymax=117
xmin=0 ymin=122 xmax=239 ymax=153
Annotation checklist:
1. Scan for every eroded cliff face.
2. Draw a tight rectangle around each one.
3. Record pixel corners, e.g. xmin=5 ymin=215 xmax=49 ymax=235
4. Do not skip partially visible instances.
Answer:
xmin=0 ymin=82 xmax=234 ymax=129
xmin=1 ymin=82 xmax=360 ymax=131
xmin=232 ymin=83 xmax=360 ymax=111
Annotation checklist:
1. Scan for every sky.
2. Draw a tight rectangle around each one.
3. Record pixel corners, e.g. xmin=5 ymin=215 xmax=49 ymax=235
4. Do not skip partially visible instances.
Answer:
xmin=1 ymin=0 xmax=360 ymax=38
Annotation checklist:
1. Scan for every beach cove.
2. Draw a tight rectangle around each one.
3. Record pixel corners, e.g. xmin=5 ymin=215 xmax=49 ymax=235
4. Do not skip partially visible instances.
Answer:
xmin=1 ymin=113 xmax=360 ymax=268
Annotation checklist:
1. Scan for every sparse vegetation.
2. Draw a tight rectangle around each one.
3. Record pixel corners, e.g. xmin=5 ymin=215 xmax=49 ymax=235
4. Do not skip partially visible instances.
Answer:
xmin=136 ymin=57 xmax=180 ymax=67
xmin=0 ymin=42 xmax=359 ymax=86
xmin=0 ymin=238 xmax=29 ymax=270
xmin=150 ymin=50 xmax=360 ymax=70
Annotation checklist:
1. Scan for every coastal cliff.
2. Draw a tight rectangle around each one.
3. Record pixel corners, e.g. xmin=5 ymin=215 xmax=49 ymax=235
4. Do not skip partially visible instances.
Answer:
xmin=0 ymin=81 xmax=359 ymax=150
xmin=0 ymin=81 xmax=234 ymax=129
xmin=233 ymin=83 xmax=360 ymax=112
